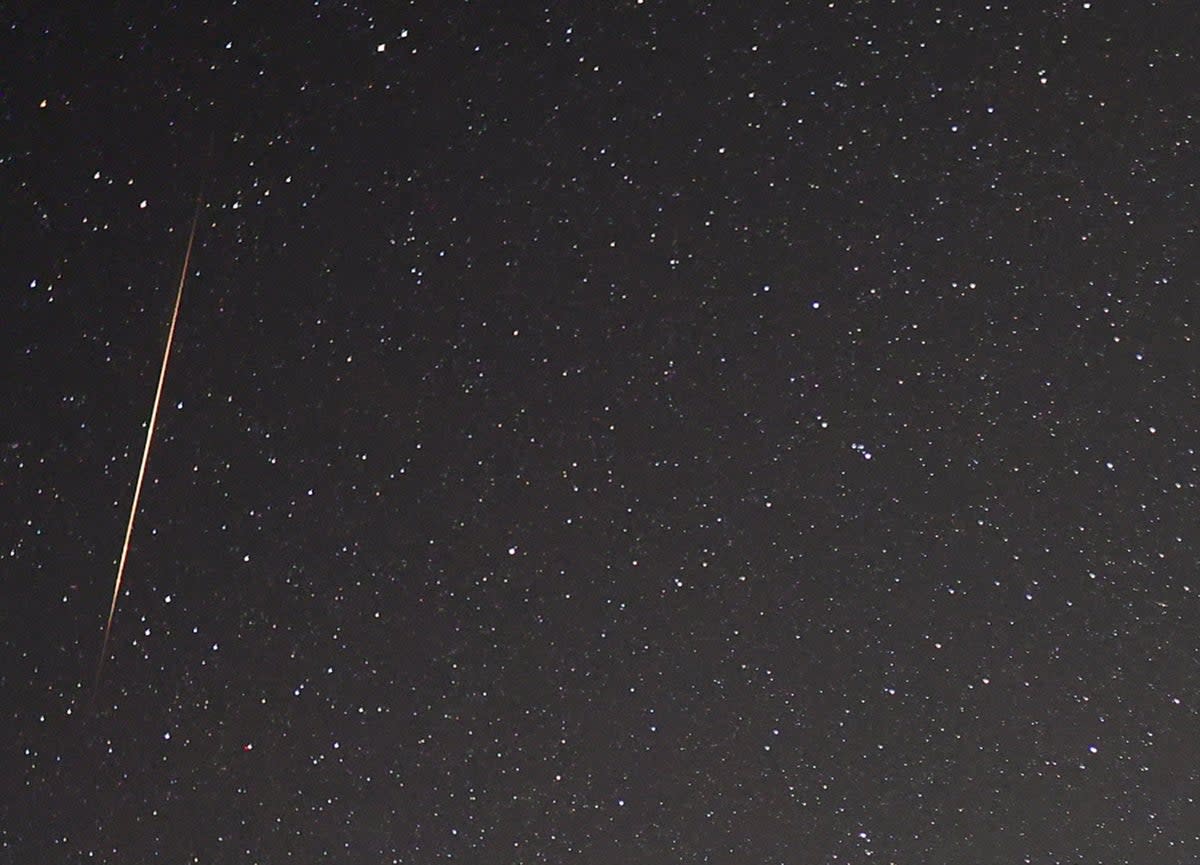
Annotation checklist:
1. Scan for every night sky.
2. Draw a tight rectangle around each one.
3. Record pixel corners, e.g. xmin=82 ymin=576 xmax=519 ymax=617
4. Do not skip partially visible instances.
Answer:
xmin=4 ymin=2 xmax=1199 ymax=862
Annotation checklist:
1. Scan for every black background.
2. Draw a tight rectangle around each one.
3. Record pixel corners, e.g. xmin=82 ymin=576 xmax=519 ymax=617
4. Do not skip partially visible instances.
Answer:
xmin=3 ymin=2 xmax=1198 ymax=861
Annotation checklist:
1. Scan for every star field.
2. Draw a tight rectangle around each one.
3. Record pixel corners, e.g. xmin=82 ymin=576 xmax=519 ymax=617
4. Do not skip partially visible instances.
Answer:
xmin=3 ymin=2 xmax=1199 ymax=862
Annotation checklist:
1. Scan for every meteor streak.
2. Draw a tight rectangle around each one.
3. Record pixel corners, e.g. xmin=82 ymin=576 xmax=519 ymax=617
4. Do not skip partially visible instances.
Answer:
xmin=94 ymin=196 xmax=203 ymax=695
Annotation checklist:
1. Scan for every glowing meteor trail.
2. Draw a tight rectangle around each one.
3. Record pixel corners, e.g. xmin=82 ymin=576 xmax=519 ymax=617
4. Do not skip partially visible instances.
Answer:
xmin=94 ymin=197 xmax=203 ymax=694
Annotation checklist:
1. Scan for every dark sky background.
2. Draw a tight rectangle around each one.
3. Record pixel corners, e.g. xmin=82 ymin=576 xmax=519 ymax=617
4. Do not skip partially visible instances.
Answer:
xmin=3 ymin=1 xmax=1199 ymax=862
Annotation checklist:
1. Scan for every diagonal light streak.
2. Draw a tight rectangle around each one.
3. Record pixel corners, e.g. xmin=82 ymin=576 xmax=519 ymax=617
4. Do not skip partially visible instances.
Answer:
xmin=94 ymin=197 xmax=203 ymax=695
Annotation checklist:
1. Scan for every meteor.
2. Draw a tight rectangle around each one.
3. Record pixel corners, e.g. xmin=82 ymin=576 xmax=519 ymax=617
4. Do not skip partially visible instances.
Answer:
xmin=94 ymin=196 xmax=203 ymax=696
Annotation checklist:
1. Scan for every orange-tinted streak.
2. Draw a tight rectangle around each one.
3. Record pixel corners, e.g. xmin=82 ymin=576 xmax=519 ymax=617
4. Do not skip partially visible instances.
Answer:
xmin=94 ymin=198 xmax=203 ymax=693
